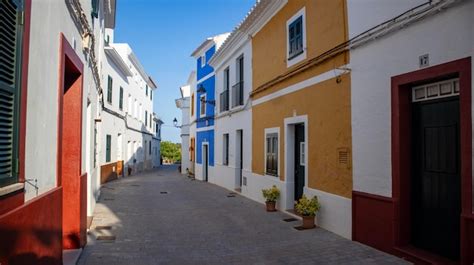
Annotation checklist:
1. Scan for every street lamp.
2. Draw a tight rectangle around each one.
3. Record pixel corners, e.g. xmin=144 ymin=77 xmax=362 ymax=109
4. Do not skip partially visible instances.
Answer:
xmin=173 ymin=117 xmax=179 ymax=128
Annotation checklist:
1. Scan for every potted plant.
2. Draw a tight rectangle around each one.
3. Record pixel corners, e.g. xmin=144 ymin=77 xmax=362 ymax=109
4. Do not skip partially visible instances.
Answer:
xmin=295 ymin=195 xmax=321 ymax=229
xmin=262 ymin=185 xmax=280 ymax=212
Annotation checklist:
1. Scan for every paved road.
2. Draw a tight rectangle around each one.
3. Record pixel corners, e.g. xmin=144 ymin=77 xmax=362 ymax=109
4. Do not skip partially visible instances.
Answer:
xmin=78 ymin=165 xmax=409 ymax=265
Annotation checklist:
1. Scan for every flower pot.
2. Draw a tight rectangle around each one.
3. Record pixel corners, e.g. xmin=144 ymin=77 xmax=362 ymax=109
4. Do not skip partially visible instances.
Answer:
xmin=265 ymin=201 xmax=276 ymax=212
xmin=302 ymin=215 xmax=315 ymax=229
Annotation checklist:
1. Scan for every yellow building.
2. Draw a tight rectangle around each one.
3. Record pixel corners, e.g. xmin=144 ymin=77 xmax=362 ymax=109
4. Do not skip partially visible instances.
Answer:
xmin=249 ymin=0 xmax=352 ymax=238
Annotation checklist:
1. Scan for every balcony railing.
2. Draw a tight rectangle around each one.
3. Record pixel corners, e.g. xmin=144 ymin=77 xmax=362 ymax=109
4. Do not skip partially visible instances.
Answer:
xmin=220 ymin=90 xmax=229 ymax=112
xmin=231 ymin=81 xmax=244 ymax=108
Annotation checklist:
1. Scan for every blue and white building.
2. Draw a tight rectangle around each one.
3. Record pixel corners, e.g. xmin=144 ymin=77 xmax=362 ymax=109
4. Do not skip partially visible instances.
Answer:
xmin=190 ymin=33 xmax=229 ymax=181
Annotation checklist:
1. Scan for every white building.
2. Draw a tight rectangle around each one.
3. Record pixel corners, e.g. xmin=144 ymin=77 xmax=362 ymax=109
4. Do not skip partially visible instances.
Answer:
xmin=347 ymin=0 xmax=474 ymax=263
xmin=209 ymin=24 xmax=252 ymax=193
xmin=152 ymin=113 xmax=163 ymax=168
xmin=176 ymin=75 xmax=192 ymax=174
xmin=100 ymin=30 xmax=158 ymax=185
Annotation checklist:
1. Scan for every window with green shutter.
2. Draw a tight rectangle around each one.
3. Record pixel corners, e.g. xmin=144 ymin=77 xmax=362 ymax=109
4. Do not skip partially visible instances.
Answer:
xmin=146 ymin=85 xmax=148 ymax=96
xmin=91 ymin=0 xmax=99 ymax=18
xmin=107 ymin=75 xmax=112 ymax=104
xmin=150 ymin=90 xmax=152 ymax=101
xmin=0 ymin=0 xmax=24 ymax=187
xmin=119 ymin=86 xmax=123 ymax=110
xmin=105 ymin=134 xmax=111 ymax=162
xmin=145 ymin=110 xmax=148 ymax=126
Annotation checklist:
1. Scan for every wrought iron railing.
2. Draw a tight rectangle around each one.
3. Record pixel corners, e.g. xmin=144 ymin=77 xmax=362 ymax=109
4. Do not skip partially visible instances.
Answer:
xmin=231 ymin=81 xmax=244 ymax=108
xmin=220 ymin=90 xmax=229 ymax=112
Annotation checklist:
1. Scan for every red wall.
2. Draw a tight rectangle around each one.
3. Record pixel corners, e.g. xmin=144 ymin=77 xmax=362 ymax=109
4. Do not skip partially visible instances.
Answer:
xmin=0 ymin=188 xmax=62 ymax=265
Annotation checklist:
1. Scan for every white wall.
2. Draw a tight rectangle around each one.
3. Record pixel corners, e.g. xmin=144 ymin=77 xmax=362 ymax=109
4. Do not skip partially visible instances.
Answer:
xmin=349 ymin=1 xmax=474 ymax=197
xmin=212 ymin=39 xmax=253 ymax=191
xmin=347 ymin=0 xmax=427 ymax=38
xmin=101 ymin=42 xmax=156 ymax=174
xmin=25 ymin=0 xmax=99 ymax=200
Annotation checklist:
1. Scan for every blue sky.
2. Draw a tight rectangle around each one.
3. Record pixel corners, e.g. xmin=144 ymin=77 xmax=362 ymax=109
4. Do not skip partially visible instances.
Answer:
xmin=114 ymin=0 xmax=256 ymax=143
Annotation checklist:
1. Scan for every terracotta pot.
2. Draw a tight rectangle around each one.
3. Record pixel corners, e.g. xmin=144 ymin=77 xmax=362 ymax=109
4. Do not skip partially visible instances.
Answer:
xmin=302 ymin=215 xmax=315 ymax=229
xmin=265 ymin=201 xmax=276 ymax=212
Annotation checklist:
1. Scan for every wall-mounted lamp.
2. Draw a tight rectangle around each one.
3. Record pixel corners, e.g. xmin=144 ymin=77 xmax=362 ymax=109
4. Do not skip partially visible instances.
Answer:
xmin=197 ymin=84 xmax=215 ymax=106
xmin=173 ymin=117 xmax=181 ymax=128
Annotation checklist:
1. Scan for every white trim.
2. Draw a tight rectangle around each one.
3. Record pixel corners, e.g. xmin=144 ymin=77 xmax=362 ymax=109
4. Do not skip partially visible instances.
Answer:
xmin=196 ymin=126 xmax=214 ymax=132
xmin=197 ymin=71 xmax=215 ymax=83
xmin=264 ymin=127 xmax=280 ymax=178
xmin=253 ymin=66 xmax=348 ymax=106
xmin=201 ymin=54 xmax=206 ymax=68
xmin=199 ymin=94 xmax=206 ymax=117
xmin=284 ymin=115 xmax=308 ymax=209
xmin=286 ymin=7 xmax=307 ymax=68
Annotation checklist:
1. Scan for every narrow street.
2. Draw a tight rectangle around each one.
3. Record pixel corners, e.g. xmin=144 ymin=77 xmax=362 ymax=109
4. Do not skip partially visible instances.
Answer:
xmin=78 ymin=166 xmax=407 ymax=265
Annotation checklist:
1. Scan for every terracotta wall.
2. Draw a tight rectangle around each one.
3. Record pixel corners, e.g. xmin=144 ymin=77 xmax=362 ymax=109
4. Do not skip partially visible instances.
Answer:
xmin=100 ymin=161 xmax=124 ymax=184
xmin=0 ymin=188 xmax=62 ymax=265
xmin=252 ymin=0 xmax=348 ymax=94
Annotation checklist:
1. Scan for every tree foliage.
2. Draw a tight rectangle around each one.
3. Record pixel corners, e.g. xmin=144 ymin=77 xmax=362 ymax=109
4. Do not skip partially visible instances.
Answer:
xmin=161 ymin=141 xmax=181 ymax=162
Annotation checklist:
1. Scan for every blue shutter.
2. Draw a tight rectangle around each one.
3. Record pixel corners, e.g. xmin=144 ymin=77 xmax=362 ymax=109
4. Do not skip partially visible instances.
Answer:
xmin=0 ymin=0 xmax=23 ymax=187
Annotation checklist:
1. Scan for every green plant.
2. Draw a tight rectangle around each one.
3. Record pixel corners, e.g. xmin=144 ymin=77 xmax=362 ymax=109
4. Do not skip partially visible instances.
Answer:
xmin=262 ymin=185 xmax=280 ymax=202
xmin=161 ymin=141 xmax=181 ymax=162
xmin=295 ymin=195 xmax=321 ymax=217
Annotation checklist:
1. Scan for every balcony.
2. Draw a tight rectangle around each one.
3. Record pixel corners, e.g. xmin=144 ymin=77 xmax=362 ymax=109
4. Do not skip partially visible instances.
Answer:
xmin=220 ymin=90 xmax=229 ymax=112
xmin=231 ymin=81 xmax=244 ymax=108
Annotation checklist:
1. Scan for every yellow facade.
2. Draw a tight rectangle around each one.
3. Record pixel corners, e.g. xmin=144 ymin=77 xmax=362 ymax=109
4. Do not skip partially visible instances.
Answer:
xmin=251 ymin=0 xmax=352 ymax=198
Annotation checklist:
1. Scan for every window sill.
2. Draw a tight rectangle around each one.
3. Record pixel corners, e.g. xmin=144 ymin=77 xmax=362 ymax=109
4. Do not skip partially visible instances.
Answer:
xmin=288 ymin=50 xmax=304 ymax=61
xmin=0 ymin=183 xmax=25 ymax=197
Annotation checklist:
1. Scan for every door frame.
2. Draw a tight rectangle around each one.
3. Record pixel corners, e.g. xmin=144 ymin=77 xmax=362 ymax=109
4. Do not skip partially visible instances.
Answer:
xmin=391 ymin=57 xmax=471 ymax=262
xmin=202 ymin=142 xmax=209 ymax=182
xmin=235 ymin=129 xmax=243 ymax=189
xmin=284 ymin=115 xmax=308 ymax=210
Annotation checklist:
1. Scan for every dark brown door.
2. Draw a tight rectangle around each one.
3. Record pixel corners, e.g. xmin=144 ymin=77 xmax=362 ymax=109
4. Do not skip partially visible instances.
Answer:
xmin=411 ymin=97 xmax=461 ymax=261
xmin=294 ymin=124 xmax=305 ymax=201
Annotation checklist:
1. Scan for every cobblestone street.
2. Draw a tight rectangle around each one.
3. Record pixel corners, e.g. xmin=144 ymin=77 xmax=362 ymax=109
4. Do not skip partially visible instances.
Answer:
xmin=77 ymin=165 xmax=408 ymax=265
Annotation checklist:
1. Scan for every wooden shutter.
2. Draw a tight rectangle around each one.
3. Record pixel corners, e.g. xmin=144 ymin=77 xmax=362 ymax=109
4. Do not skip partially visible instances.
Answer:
xmin=0 ymin=0 xmax=23 ymax=186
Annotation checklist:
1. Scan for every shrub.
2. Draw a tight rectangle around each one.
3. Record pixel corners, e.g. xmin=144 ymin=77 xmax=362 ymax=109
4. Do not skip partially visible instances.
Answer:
xmin=295 ymin=195 xmax=321 ymax=217
xmin=262 ymin=185 xmax=280 ymax=202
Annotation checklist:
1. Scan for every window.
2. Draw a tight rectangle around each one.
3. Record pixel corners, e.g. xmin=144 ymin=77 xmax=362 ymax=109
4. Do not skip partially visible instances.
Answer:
xmin=265 ymin=133 xmax=278 ymax=176
xmin=107 ymin=75 xmax=113 ymax=103
xmin=200 ymin=95 xmax=206 ymax=116
xmin=91 ymin=0 xmax=99 ymax=18
xmin=300 ymin=142 xmax=305 ymax=166
xmin=220 ymin=68 xmax=230 ymax=112
xmin=201 ymin=54 xmax=206 ymax=67
xmin=150 ymin=114 xmax=152 ymax=129
xmin=145 ymin=110 xmax=148 ymax=126
xmin=93 ymin=124 xmax=97 ymax=167
xmin=0 ymin=0 xmax=23 ymax=187
xmin=191 ymin=93 xmax=195 ymax=116
xmin=149 ymin=141 xmax=151 ymax=155
xmin=232 ymin=56 xmax=244 ymax=107
xmin=134 ymin=99 xmax=138 ymax=118
xmin=106 ymin=134 xmax=111 ymax=163
xmin=288 ymin=16 xmax=303 ymax=59
xmin=287 ymin=8 xmax=306 ymax=67
xmin=146 ymin=85 xmax=148 ymax=96
xmin=119 ymin=87 xmax=123 ymax=110
xmin=223 ymin=134 xmax=229 ymax=165
xmin=139 ymin=104 xmax=142 ymax=121
xmin=150 ymin=90 xmax=153 ymax=100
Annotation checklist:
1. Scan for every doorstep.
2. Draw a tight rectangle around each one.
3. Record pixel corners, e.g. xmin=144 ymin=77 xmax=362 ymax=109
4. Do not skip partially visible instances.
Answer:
xmin=63 ymin=248 xmax=82 ymax=265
